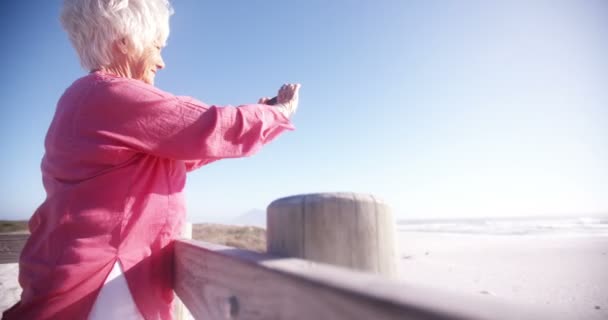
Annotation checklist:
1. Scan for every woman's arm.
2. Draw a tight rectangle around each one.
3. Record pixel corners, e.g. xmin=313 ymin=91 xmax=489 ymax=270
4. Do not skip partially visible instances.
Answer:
xmin=77 ymin=78 xmax=294 ymax=163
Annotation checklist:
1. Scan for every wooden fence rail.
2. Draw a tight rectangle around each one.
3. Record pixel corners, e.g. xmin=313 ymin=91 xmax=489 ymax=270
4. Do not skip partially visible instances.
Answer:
xmin=0 ymin=233 xmax=28 ymax=264
xmin=1 ymin=232 xmax=562 ymax=320
xmin=1 ymin=193 xmax=565 ymax=319
xmin=173 ymin=239 xmax=556 ymax=320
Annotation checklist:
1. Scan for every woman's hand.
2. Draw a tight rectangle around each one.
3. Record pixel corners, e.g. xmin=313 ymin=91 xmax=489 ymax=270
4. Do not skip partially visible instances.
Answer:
xmin=258 ymin=83 xmax=301 ymax=118
xmin=258 ymin=97 xmax=274 ymax=104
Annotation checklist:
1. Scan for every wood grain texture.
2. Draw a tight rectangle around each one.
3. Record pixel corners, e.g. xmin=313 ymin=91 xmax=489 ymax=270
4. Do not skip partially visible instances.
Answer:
xmin=0 ymin=233 xmax=29 ymax=264
xmin=174 ymin=223 xmax=193 ymax=320
xmin=267 ymin=192 xmax=398 ymax=277
xmin=174 ymin=239 xmax=556 ymax=320
xmin=267 ymin=195 xmax=305 ymax=257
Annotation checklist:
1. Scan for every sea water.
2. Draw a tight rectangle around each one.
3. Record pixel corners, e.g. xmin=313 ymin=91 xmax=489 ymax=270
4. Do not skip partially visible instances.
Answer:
xmin=397 ymin=216 xmax=608 ymax=237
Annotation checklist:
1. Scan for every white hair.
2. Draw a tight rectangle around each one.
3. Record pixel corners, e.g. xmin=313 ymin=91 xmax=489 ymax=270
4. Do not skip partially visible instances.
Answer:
xmin=60 ymin=0 xmax=174 ymax=70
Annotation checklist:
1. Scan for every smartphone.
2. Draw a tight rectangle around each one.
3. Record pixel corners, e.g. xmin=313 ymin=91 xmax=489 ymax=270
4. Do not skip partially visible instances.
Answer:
xmin=266 ymin=97 xmax=278 ymax=105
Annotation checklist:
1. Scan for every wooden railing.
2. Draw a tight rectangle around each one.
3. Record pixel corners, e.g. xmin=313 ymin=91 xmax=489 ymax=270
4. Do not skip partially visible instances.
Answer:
xmin=174 ymin=239 xmax=556 ymax=320
xmin=0 ymin=232 xmax=28 ymax=264
xmin=0 ymin=193 xmax=564 ymax=319
xmin=0 ymin=234 xmax=555 ymax=320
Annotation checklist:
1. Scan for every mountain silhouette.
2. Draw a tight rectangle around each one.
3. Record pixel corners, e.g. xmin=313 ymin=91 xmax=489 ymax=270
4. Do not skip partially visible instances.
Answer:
xmin=231 ymin=208 xmax=266 ymax=227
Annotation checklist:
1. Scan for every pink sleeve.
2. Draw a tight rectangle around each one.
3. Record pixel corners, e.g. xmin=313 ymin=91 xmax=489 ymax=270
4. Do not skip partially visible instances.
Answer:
xmin=78 ymin=78 xmax=294 ymax=166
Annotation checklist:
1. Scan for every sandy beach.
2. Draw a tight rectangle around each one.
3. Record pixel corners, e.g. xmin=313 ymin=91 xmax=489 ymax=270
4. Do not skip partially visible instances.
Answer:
xmin=397 ymin=232 xmax=608 ymax=320
xmin=0 ymin=263 xmax=20 ymax=312
xmin=2 ymin=230 xmax=608 ymax=319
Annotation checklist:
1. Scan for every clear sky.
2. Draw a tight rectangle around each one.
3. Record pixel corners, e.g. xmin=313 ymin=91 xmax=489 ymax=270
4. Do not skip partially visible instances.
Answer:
xmin=0 ymin=1 xmax=606 ymax=222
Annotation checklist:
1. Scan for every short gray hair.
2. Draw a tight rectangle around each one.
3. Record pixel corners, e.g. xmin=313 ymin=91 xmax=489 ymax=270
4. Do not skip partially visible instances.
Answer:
xmin=60 ymin=0 xmax=174 ymax=70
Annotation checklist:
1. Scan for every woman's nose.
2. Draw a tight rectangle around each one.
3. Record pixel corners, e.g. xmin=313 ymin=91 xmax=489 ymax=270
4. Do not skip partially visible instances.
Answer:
xmin=157 ymin=56 xmax=166 ymax=70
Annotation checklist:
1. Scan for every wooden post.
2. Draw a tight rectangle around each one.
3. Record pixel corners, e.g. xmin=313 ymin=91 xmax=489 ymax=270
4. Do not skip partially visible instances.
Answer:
xmin=267 ymin=193 xmax=398 ymax=278
xmin=174 ymin=222 xmax=193 ymax=320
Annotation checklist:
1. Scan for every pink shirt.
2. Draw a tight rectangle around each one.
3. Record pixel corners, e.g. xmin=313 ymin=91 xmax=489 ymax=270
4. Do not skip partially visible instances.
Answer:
xmin=2 ymin=71 xmax=293 ymax=319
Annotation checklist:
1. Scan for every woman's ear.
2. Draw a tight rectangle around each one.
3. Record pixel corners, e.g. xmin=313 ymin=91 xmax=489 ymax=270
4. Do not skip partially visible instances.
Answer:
xmin=115 ymin=38 xmax=130 ymax=55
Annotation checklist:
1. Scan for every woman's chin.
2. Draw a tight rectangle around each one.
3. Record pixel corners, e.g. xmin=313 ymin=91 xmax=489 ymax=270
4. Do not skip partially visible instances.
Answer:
xmin=143 ymin=76 xmax=155 ymax=85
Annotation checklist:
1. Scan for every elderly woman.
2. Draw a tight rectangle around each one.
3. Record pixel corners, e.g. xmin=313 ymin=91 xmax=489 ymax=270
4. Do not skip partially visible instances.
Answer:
xmin=2 ymin=1 xmax=300 ymax=319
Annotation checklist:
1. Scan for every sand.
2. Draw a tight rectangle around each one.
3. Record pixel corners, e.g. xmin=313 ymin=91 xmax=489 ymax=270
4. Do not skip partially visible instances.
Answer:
xmin=397 ymin=232 xmax=608 ymax=319
xmin=2 ymin=232 xmax=607 ymax=319
xmin=0 ymin=263 xmax=20 ymax=312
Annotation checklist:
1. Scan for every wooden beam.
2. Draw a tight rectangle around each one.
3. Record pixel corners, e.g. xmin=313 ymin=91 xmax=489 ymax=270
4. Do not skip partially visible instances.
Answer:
xmin=174 ymin=223 xmax=193 ymax=320
xmin=0 ymin=233 xmax=28 ymax=264
xmin=174 ymin=239 xmax=557 ymax=320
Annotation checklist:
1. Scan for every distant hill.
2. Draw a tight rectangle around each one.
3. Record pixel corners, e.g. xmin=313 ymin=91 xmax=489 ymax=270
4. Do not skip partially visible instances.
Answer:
xmin=231 ymin=209 xmax=266 ymax=228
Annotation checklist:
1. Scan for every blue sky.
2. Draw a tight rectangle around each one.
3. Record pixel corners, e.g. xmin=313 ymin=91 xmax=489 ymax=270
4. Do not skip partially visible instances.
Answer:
xmin=0 ymin=1 xmax=606 ymax=222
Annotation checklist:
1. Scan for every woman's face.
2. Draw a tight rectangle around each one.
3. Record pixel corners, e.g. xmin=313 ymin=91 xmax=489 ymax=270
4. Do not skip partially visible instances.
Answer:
xmin=131 ymin=44 xmax=165 ymax=85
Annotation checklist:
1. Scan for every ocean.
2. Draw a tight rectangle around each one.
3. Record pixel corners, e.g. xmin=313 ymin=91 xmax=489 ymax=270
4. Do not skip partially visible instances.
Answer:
xmin=397 ymin=216 xmax=608 ymax=236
